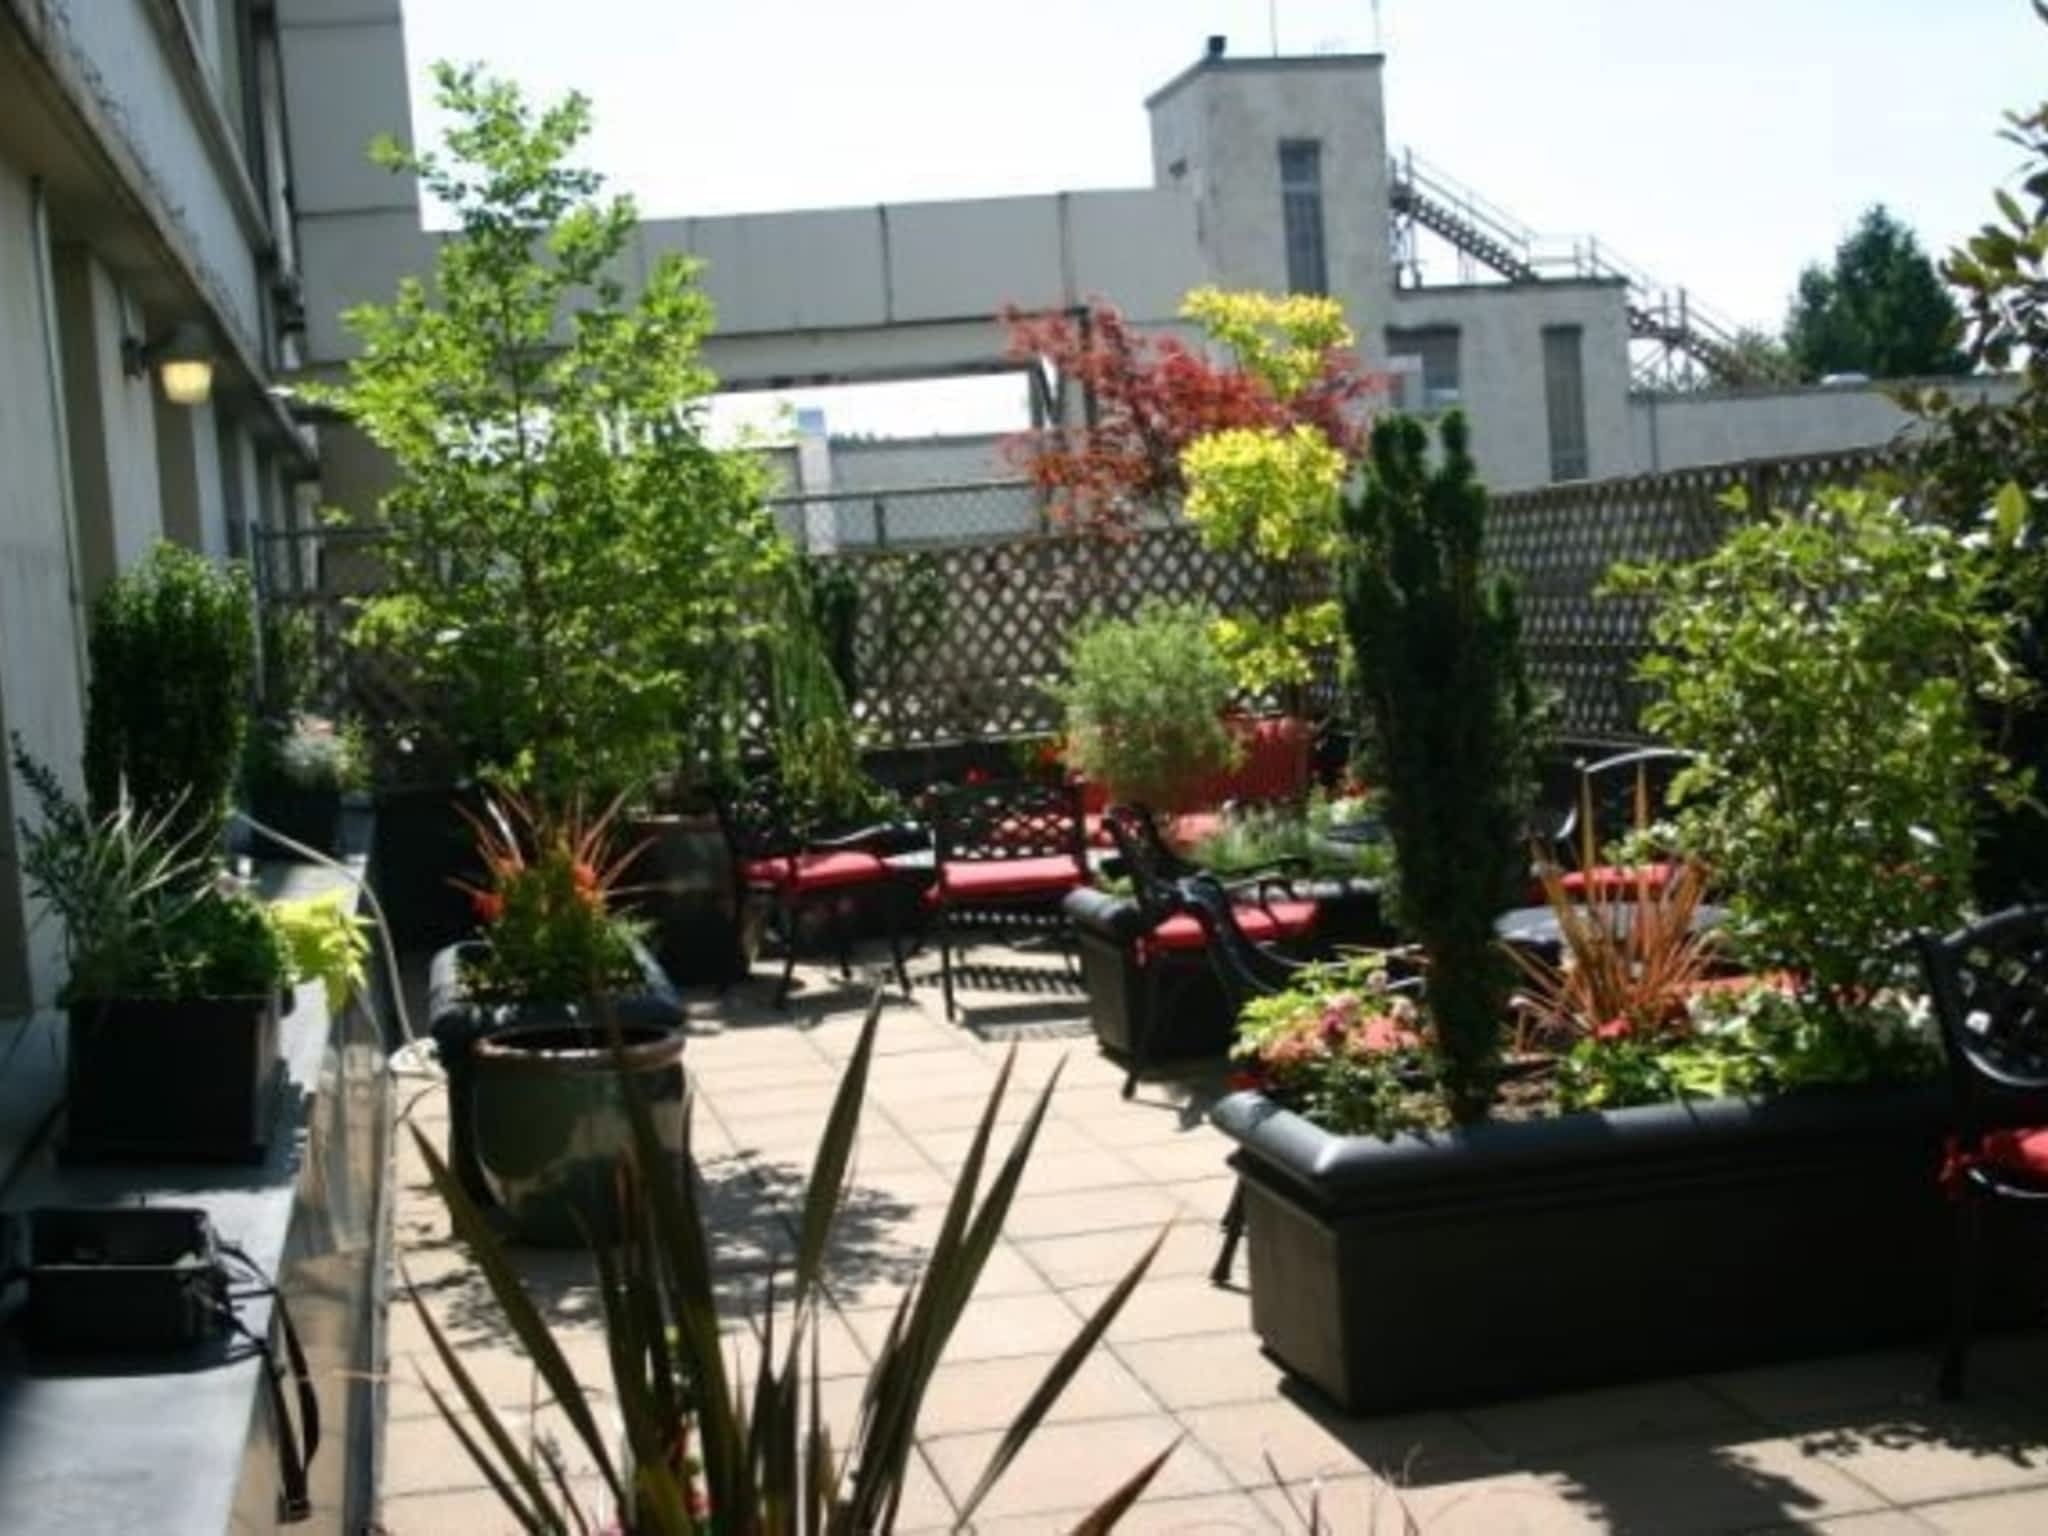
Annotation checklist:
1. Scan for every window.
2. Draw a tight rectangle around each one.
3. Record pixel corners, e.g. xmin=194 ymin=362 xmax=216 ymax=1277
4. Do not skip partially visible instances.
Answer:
xmin=1278 ymin=140 xmax=1328 ymax=296
xmin=1385 ymin=326 xmax=1460 ymax=409
xmin=1543 ymin=325 xmax=1589 ymax=482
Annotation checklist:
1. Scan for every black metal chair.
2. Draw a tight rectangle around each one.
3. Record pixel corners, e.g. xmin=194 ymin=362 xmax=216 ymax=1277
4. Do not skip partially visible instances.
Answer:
xmin=1915 ymin=905 xmax=2048 ymax=1398
xmin=1100 ymin=805 xmax=1319 ymax=1099
xmin=715 ymin=778 xmax=912 ymax=1009
xmin=929 ymin=779 xmax=1090 ymax=1021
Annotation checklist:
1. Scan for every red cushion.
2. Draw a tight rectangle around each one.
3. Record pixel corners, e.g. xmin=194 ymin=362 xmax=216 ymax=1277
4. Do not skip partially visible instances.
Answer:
xmin=1144 ymin=899 xmax=1320 ymax=953
xmin=1554 ymin=862 xmax=1680 ymax=899
xmin=742 ymin=849 xmax=890 ymax=893
xmin=937 ymin=855 xmax=1088 ymax=901
xmin=1967 ymin=1127 xmax=2048 ymax=1184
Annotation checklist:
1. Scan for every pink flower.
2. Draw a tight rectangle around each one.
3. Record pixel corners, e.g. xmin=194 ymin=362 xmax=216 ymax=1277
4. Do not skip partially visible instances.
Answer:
xmin=1594 ymin=1016 xmax=1634 ymax=1042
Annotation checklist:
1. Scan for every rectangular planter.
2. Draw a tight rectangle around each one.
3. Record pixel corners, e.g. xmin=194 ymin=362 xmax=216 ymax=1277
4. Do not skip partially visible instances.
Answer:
xmin=1213 ymin=1084 xmax=2048 ymax=1413
xmin=64 ymin=995 xmax=281 ymax=1164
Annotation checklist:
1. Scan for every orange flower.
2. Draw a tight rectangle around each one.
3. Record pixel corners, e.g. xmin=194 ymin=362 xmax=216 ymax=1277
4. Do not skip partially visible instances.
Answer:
xmin=472 ymin=889 xmax=505 ymax=924
xmin=571 ymin=860 xmax=599 ymax=895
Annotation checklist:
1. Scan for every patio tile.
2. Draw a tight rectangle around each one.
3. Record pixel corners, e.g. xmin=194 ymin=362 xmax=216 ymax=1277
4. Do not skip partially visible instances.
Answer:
xmin=1179 ymin=1398 xmax=1504 ymax=1491
xmin=923 ymin=1414 xmax=1232 ymax=1521
xmin=1530 ymin=1432 xmax=1895 ymax=1532
xmin=1079 ymin=1105 xmax=1225 ymax=1149
xmin=1912 ymin=1485 xmax=2048 ymax=1529
xmin=1253 ymin=1469 xmax=1591 ymax=1535
xmin=381 ymin=1402 xmax=608 ymax=1497
xmin=1120 ymin=1136 xmax=1244 ymax=1183
xmin=1117 ymin=1328 xmax=1292 ymax=1410
xmin=1067 ymin=1273 xmax=1252 ymax=1344
xmin=824 ymin=1346 xmax=1160 ymax=1439
xmin=1464 ymin=1378 xmax=1753 ymax=1459
xmin=1701 ymin=1348 xmax=1938 ymax=1426
xmin=1795 ymin=1397 xmax=2048 ymax=1505
xmin=1000 ymin=1184 xmax=1185 ymax=1241
xmin=976 ymin=1489 xmax=1281 ymax=1534
xmin=1757 ymin=1512 xmax=1940 ymax=1533
xmin=911 ymin=1117 xmax=1107 ymax=1169
xmin=886 ymin=1089 xmax=1043 ymax=1133
xmin=844 ymin=1288 xmax=1082 ymax=1363
xmin=379 ymin=1484 xmax=557 ymax=1534
xmin=1017 ymin=1145 xmax=1152 ymax=1195
xmin=1014 ymin=1218 xmax=1228 ymax=1289
xmin=1163 ymin=1174 xmax=1239 ymax=1222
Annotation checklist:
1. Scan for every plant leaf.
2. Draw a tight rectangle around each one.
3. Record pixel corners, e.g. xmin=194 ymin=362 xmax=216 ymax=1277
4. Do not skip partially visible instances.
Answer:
xmin=1057 ymin=1436 xmax=1182 ymax=1536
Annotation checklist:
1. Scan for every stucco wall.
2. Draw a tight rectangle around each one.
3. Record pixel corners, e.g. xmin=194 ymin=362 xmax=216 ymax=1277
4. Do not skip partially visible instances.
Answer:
xmin=1629 ymin=377 xmax=2022 ymax=473
xmin=0 ymin=162 xmax=90 ymax=1013
xmin=45 ymin=0 xmax=264 ymax=354
xmin=1147 ymin=56 xmax=1393 ymax=367
xmin=1388 ymin=280 xmax=1634 ymax=493
xmin=52 ymin=246 xmax=165 ymax=599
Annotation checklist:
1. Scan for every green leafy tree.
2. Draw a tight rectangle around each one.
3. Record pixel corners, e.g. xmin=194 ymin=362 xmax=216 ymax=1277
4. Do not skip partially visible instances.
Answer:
xmin=1609 ymin=485 xmax=2026 ymax=1022
xmin=314 ymin=64 xmax=785 ymax=800
xmin=1905 ymin=79 xmax=2048 ymax=906
xmin=1340 ymin=412 xmax=1533 ymax=1124
xmin=1785 ymin=205 xmax=1969 ymax=380
xmin=85 ymin=542 xmax=254 ymax=852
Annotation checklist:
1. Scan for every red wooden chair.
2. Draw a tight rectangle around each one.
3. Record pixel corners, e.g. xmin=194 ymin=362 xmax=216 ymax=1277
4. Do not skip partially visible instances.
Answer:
xmin=717 ymin=779 xmax=911 ymax=1009
xmin=930 ymin=779 xmax=1090 ymax=1021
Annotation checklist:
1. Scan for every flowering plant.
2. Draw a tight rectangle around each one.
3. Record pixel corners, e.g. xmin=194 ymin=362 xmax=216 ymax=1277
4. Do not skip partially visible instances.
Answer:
xmin=1231 ymin=952 xmax=1438 ymax=1139
xmin=454 ymin=791 xmax=647 ymax=1006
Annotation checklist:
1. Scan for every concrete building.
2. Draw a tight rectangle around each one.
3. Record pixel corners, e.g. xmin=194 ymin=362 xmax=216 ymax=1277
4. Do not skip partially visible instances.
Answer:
xmin=0 ymin=0 xmax=329 ymax=1013
xmin=299 ymin=26 xmax=1961 ymax=538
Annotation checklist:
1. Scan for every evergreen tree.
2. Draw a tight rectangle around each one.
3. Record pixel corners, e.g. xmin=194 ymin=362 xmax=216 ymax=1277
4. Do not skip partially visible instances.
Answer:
xmin=1786 ymin=205 xmax=1968 ymax=380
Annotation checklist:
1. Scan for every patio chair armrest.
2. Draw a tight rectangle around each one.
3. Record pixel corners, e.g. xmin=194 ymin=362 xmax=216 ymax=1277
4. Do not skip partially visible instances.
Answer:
xmin=808 ymin=821 xmax=920 ymax=852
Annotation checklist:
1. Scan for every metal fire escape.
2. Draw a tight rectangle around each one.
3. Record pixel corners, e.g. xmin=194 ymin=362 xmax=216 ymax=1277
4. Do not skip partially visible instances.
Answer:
xmin=1387 ymin=150 xmax=1790 ymax=390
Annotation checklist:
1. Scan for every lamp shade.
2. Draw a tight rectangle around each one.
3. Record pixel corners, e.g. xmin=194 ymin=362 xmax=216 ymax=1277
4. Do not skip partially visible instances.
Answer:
xmin=158 ymin=357 xmax=214 ymax=405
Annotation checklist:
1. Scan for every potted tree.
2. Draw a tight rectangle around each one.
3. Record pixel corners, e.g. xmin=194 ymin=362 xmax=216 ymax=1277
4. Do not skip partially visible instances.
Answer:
xmin=1213 ymin=421 xmax=2048 ymax=1412
xmin=427 ymin=791 xmax=686 ymax=1246
xmin=313 ymin=64 xmax=788 ymax=958
xmin=244 ymin=714 xmax=368 ymax=857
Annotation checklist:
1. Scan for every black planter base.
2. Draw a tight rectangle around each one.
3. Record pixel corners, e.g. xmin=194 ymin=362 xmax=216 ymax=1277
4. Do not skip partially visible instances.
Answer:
xmin=62 ymin=996 xmax=281 ymax=1165
xmin=1216 ymin=1084 xmax=2048 ymax=1414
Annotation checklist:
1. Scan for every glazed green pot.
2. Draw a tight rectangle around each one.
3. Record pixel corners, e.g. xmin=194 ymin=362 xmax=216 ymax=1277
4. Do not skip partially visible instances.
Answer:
xmin=469 ymin=1019 xmax=686 ymax=1247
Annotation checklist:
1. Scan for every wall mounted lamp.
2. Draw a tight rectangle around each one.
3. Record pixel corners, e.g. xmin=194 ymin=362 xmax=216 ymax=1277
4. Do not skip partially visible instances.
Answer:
xmin=121 ymin=321 xmax=214 ymax=406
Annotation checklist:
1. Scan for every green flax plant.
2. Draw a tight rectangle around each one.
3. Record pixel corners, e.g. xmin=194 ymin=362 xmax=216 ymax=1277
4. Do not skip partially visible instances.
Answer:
xmin=406 ymin=992 xmax=1173 ymax=1532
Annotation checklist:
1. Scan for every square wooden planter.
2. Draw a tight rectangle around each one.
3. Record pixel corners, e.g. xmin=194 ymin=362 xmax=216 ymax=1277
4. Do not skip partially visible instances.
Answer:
xmin=64 ymin=995 xmax=282 ymax=1164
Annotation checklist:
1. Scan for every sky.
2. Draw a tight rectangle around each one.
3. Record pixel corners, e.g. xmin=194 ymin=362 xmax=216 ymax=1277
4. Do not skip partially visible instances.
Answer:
xmin=398 ymin=0 xmax=2048 ymax=439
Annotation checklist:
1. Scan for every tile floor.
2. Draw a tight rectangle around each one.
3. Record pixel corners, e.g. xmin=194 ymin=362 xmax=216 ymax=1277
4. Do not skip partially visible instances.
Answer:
xmin=376 ymin=945 xmax=2048 ymax=1533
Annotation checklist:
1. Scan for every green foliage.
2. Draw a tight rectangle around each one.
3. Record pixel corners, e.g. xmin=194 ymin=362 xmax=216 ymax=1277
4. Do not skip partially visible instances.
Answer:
xmin=800 ymin=554 xmax=861 ymax=701
xmin=247 ymin=714 xmax=369 ymax=794
xmin=1785 ymin=205 xmax=1969 ymax=381
xmin=13 ymin=740 xmax=287 ymax=1002
xmin=1340 ymin=412 xmax=1532 ymax=1123
xmin=408 ymin=992 xmax=1172 ymax=1532
xmin=1555 ymin=984 xmax=1940 ymax=1114
xmin=1188 ymin=793 xmax=1392 ymax=882
xmin=1609 ymin=483 xmax=2026 ymax=1015
xmin=272 ymin=892 xmax=371 ymax=1014
xmin=1905 ymin=90 xmax=2048 ymax=906
xmin=758 ymin=562 xmax=884 ymax=828
xmin=314 ymin=63 xmax=786 ymax=799
xmin=456 ymin=794 xmax=645 ymax=1007
xmin=1054 ymin=600 xmax=1241 ymax=809
xmin=85 ymin=542 xmax=254 ymax=852
xmin=1230 ymin=953 xmax=1438 ymax=1139
xmin=258 ymin=604 xmax=318 ymax=720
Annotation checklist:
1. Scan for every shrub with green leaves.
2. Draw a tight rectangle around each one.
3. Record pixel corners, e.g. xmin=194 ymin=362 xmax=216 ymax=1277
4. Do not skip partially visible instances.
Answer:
xmin=1340 ymin=412 xmax=1533 ymax=1124
xmin=85 ymin=542 xmax=254 ymax=852
xmin=1054 ymin=599 xmax=1241 ymax=810
xmin=316 ymin=64 xmax=785 ymax=800
xmin=1609 ymin=483 xmax=2028 ymax=1020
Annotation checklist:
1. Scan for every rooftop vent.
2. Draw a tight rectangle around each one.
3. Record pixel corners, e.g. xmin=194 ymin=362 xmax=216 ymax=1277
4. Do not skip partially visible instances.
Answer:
xmin=1206 ymin=34 xmax=1227 ymax=59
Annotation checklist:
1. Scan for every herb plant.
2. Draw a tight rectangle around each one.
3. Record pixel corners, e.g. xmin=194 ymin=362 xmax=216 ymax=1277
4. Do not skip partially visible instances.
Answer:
xmin=1054 ymin=599 xmax=1241 ymax=810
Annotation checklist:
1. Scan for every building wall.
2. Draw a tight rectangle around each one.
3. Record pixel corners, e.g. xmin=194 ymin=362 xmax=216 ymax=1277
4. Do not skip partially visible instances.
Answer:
xmin=1146 ymin=55 xmax=1394 ymax=367
xmin=1629 ymin=376 xmax=2022 ymax=473
xmin=1389 ymin=280 xmax=1634 ymax=491
xmin=0 ymin=161 xmax=90 ymax=1013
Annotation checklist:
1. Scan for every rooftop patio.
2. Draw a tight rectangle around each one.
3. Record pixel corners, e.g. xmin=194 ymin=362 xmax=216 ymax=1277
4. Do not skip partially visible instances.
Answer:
xmin=378 ymin=946 xmax=2048 ymax=1535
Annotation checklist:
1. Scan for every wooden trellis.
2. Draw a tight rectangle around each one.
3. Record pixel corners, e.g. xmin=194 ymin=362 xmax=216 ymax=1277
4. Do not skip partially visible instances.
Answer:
xmin=276 ymin=447 xmax=1898 ymax=765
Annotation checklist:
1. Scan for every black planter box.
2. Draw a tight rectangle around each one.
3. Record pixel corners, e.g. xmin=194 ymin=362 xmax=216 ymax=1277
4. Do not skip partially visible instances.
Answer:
xmin=246 ymin=781 xmax=343 ymax=858
xmin=1067 ymin=888 xmax=1236 ymax=1063
xmin=1213 ymin=1083 xmax=2048 ymax=1414
xmin=1293 ymin=875 xmax=1394 ymax=951
xmin=64 ymin=995 xmax=281 ymax=1164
